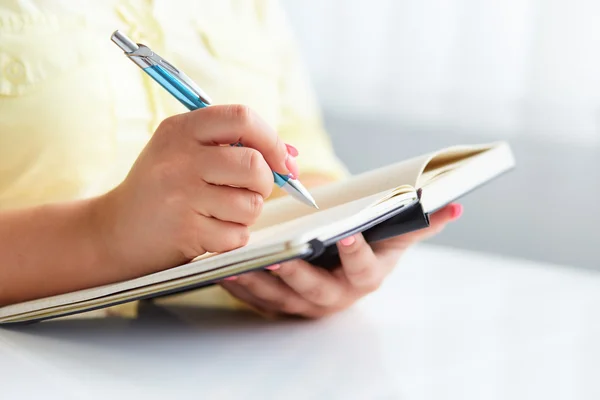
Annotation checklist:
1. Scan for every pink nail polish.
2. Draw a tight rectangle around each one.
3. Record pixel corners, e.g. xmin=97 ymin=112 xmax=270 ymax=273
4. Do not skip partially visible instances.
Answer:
xmin=224 ymin=276 xmax=238 ymax=281
xmin=266 ymin=264 xmax=281 ymax=271
xmin=285 ymin=154 xmax=299 ymax=180
xmin=285 ymin=143 xmax=299 ymax=157
xmin=450 ymin=203 xmax=463 ymax=220
xmin=339 ymin=236 xmax=356 ymax=246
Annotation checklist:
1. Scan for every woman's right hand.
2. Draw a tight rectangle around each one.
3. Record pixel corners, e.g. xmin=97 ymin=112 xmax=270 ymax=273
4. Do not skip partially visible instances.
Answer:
xmin=96 ymin=104 xmax=295 ymax=278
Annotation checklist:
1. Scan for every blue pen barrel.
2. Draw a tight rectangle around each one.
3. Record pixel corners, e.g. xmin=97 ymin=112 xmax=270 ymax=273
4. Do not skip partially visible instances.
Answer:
xmin=143 ymin=65 xmax=209 ymax=111
xmin=273 ymin=171 xmax=290 ymax=187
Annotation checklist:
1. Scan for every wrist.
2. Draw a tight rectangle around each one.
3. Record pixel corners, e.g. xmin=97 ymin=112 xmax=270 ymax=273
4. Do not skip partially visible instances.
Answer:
xmin=86 ymin=186 xmax=130 ymax=280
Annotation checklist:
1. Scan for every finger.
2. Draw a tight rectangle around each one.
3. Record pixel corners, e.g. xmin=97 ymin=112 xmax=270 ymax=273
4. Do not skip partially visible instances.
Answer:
xmin=336 ymin=233 xmax=384 ymax=292
xmin=426 ymin=202 xmax=463 ymax=234
xmin=180 ymin=105 xmax=290 ymax=176
xmin=371 ymin=203 xmax=463 ymax=256
xmin=398 ymin=203 xmax=463 ymax=243
xmin=234 ymin=270 xmax=316 ymax=316
xmin=276 ymin=259 xmax=344 ymax=307
xmin=193 ymin=185 xmax=264 ymax=226
xmin=189 ymin=215 xmax=249 ymax=254
xmin=198 ymin=146 xmax=273 ymax=198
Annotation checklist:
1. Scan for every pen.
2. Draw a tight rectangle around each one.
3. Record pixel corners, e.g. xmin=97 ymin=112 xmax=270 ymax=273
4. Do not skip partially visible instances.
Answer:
xmin=110 ymin=29 xmax=318 ymax=209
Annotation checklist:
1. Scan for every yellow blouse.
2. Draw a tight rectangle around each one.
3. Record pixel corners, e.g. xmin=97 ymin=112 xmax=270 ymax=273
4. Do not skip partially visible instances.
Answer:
xmin=0 ymin=0 xmax=347 ymax=316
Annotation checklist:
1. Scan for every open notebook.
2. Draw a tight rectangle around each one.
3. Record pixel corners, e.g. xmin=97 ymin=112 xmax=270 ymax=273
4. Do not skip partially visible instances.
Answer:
xmin=0 ymin=141 xmax=515 ymax=324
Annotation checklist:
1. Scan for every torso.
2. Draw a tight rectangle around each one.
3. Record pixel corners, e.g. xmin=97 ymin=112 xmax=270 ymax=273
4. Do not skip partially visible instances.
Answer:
xmin=0 ymin=0 xmax=285 ymax=208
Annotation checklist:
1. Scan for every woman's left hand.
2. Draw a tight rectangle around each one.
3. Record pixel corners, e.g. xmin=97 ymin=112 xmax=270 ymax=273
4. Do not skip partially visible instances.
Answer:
xmin=219 ymin=203 xmax=463 ymax=318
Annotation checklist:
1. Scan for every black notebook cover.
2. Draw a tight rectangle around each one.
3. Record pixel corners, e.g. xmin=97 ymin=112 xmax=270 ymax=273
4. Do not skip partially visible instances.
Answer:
xmin=307 ymin=198 xmax=430 ymax=269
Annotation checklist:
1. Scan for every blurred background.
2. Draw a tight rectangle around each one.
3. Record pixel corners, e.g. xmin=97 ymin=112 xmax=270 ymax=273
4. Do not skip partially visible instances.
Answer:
xmin=280 ymin=0 xmax=600 ymax=270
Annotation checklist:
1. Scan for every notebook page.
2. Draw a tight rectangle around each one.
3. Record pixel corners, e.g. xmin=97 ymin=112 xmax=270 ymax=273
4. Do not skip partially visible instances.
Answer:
xmin=253 ymin=153 xmax=434 ymax=231
xmin=249 ymin=188 xmax=415 ymax=248
xmin=418 ymin=142 xmax=515 ymax=212
xmin=0 ymin=189 xmax=411 ymax=319
xmin=0 ymin=237 xmax=288 ymax=318
xmin=1 ymin=246 xmax=308 ymax=324
xmin=3 ymin=191 xmax=418 ymax=323
xmin=417 ymin=143 xmax=496 ymax=187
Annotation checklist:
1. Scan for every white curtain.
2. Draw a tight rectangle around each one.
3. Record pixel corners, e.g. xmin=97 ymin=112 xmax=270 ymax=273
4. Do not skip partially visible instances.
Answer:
xmin=281 ymin=0 xmax=600 ymax=144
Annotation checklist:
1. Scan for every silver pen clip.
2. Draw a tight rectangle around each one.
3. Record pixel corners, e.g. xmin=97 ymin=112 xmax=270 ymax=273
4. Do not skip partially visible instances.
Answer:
xmin=110 ymin=30 xmax=212 ymax=106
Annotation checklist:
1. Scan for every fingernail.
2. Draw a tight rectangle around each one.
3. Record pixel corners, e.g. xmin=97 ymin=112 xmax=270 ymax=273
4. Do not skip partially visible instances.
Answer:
xmin=339 ymin=236 xmax=356 ymax=246
xmin=285 ymin=143 xmax=299 ymax=157
xmin=285 ymin=154 xmax=299 ymax=180
xmin=266 ymin=264 xmax=281 ymax=271
xmin=450 ymin=203 xmax=463 ymax=220
xmin=224 ymin=276 xmax=238 ymax=281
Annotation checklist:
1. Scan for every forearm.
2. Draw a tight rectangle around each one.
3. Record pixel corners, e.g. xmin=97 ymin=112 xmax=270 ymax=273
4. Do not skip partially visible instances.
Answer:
xmin=0 ymin=173 xmax=340 ymax=309
xmin=0 ymin=197 xmax=116 ymax=306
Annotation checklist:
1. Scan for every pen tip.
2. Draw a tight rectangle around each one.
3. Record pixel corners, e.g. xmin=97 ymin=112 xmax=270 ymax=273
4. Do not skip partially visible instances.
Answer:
xmin=303 ymin=194 xmax=319 ymax=209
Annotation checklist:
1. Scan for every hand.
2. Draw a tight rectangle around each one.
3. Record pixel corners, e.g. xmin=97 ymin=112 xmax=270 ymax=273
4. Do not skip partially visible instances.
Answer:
xmin=219 ymin=203 xmax=463 ymax=318
xmin=96 ymin=105 xmax=296 ymax=279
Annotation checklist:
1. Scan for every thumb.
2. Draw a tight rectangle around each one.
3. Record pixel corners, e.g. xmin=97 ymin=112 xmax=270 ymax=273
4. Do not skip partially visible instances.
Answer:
xmin=374 ymin=203 xmax=463 ymax=253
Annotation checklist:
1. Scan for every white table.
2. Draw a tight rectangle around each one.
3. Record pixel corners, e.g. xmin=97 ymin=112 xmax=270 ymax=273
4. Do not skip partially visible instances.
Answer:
xmin=1 ymin=244 xmax=599 ymax=400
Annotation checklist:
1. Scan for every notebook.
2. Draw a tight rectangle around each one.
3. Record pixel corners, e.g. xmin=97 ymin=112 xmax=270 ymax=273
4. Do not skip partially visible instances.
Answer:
xmin=0 ymin=141 xmax=515 ymax=324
